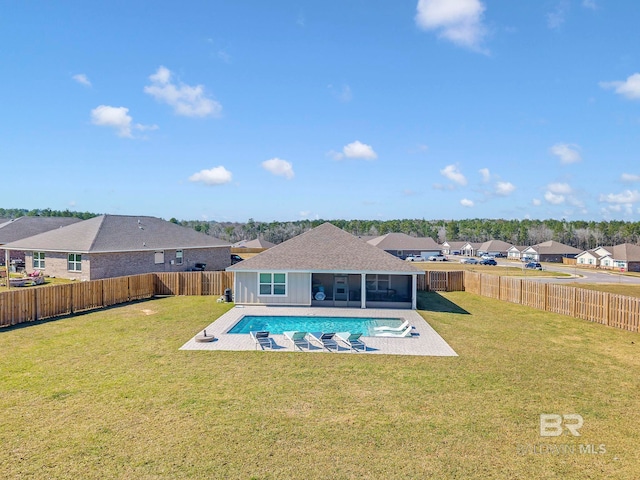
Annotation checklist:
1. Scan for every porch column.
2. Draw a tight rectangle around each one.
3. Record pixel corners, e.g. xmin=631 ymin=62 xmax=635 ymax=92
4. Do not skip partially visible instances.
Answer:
xmin=412 ymin=274 xmax=417 ymax=310
xmin=360 ymin=274 xmax=367 ymax=309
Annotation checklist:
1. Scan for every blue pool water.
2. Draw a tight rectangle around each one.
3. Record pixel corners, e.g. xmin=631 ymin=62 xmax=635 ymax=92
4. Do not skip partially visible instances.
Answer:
xmin=227 ymin=315 xmax=404 ymax=337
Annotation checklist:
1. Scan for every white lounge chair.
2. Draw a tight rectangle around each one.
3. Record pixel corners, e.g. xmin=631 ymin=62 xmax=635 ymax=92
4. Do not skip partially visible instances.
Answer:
xmin=373 ymin=320 xmax=410 ymax=332
xmin=336 ymin=332 xmax=367 ymax=352
xmin=250 ymin=331 xmax=275 ymax=350
xmin=374 ymin=326 xmax=415 ymax=338
xmin=283 ymin=331 xmax=310 ymax=351
xmin=308 ymin=332 xmax=338 ymax=352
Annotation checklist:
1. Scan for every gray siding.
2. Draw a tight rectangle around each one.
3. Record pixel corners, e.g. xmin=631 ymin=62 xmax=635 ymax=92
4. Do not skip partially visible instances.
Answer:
xmin=234 ymin=271 xmax=311 ymax=306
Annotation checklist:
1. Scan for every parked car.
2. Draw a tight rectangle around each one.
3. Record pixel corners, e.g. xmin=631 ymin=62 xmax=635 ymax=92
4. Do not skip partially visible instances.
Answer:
xmin=230 ymin=254 xmax=244 ymax=265
xmin=460 ymin=257 xmax=478 ymax=264
xmin=525 ymin=262 xmax=542 ymax=270
xmin=480 ymin=258 xmax=497 ymax=266
xmin=405 ymin=255 xmax=425 ymax=262
xmin=428 ymin=254 xmax=447 ymax=261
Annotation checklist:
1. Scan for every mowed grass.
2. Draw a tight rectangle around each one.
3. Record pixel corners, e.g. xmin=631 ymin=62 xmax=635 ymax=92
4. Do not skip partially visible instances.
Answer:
xmin=1 ymin=294 xmax=639 ymax=479
xmin=563 ymin=282 xmax=640 ymax=298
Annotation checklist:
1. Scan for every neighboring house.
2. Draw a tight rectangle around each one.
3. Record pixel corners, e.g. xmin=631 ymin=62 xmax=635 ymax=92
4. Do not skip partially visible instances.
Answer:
xmin=477 ymin=240 xmax=513 ymax=257
xmin=598 ymin=243 xmax=640 ymax=272
xmin=1 ymin=215 xmax=231 ymax=281
xmin=227 ymin=222 xmax=424 ymax=309
xmin=460 ymin=242 xmax=482 ymax=257
xmin=507 ymin=245 xmax=527 ymax=260
xmin=0 ymin=216 xmax=82 ymax=266
xmin=522 ymin=241 xmax=581 ymax=263
xmin=366 ymin=232 xmax=441 ymax=260
xmin=232 ymin=238 xmax=276 ymax=249
xmin=441 ymin=241 xmax=467 ymax=256
xmin=575 ymin=246 xmax=616 ymax=268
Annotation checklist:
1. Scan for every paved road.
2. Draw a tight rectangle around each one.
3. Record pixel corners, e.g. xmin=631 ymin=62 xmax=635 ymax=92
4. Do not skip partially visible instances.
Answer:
xmin=498 ymin=260 xmax=640 ymax=285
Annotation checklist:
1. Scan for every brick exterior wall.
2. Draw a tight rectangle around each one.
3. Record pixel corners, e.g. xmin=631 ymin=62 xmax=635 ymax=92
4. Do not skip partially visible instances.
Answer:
xmin=24 ymin=247 xmax=231 ymax=281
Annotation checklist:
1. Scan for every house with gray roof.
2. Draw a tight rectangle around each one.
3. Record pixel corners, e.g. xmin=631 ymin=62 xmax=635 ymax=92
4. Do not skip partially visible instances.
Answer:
xmin=0 ymin=216 xmax=83 ymax=267
xmin=1 ymin=215 xmax=231 ymax=280
xmin=579 ymin=243 xmax=640 ymax=272
xmin=367 ymin=232 xmax=441 ymax=260
xmin=521 ymin=241 xmax=581 ymax=263
xmin=232 ymin=238 xmax=276 ymax=249
xmin=227 ymin=222 xmax=424 ymax=309
xmin=477 ymin=240 xmax=513 ymax=257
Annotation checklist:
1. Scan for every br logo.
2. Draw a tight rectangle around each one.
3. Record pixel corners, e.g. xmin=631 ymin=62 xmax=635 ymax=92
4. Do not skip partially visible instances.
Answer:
xmin=540 ymin=414 xmax=584 ymax=437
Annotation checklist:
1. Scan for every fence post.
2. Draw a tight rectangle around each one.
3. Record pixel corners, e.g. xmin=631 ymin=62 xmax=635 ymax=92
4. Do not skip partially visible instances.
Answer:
xmin=604 ymin=292 xmax=610 ymax=326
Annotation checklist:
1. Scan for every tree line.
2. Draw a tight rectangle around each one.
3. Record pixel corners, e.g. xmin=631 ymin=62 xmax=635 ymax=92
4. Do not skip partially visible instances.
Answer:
xmin=4 ymin=208 xmax=640 ymax=250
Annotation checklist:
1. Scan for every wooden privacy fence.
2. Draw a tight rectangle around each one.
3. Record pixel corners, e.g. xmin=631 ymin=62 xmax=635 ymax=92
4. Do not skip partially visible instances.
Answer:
xmin=0 ymin=271 xmax=234 ymax=328
xmin=418 ymin=271 xmax=465 ymax=292
xmin=465 ymin=272 xmax=640 ymax=334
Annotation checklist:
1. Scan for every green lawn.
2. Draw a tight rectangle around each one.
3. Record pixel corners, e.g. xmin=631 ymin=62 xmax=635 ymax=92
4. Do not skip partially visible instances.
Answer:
xmin=1 ymin=293 xmax=638 ymax=479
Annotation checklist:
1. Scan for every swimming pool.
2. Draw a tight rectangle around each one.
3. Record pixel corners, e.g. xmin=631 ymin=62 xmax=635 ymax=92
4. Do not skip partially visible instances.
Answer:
xmin=227 ymin=315 xmax=404 ymax=336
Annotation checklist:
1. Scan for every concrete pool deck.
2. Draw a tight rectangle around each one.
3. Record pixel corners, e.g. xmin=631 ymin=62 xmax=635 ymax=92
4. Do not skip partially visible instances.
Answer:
xmin=180 ymin=306 xmax=458 ymax=357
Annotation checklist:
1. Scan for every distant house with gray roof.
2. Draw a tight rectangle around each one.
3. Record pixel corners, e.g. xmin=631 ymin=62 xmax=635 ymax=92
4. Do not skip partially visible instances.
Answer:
xmin=578 ymin=243 xmax=640 ymax=272
xmin=0 ymin=216 xmax=83 ymax=266
xmin=227 ymin=222 xmax=424 ymax=309
xmin=367 ymin=232 xmax=441 ymax=260
xmin=521 ymin=241 xmax=581 ymax=263
xmin=1 ymin=215 xmax=230 ymax=280
xmin=232 ymin=238 xmax=276 ymax=249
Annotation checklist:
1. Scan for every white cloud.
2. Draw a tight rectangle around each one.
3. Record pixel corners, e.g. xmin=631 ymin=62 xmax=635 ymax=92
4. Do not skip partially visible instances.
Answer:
xmin=495 ymin=181 xmax=515 ymax=196
xmin=72 ymin=74 xmax=91 ymax=87
xmin=547 ymin=182 xmax=572 ymax=194
xmin=415 ymin=0 xmax=487 ymax=52
xmin=621 ymin=173 xmax=640 ymax=182
xmin=479 ymin=167 xmax=491 ymax=182
xmin=144 ymin=66 xmax=222 ymax=117
xmin=532 ymin=198 xmax=542 ymax=206
xmin=332 ymin=141 xmax=377 ymax=160
xmin=440 ymin=164 xmax=467 ymax=186
xmin=544 ymin=191 xmax=565 ymax=205
xmin=582 ymin=0 xmax=597 ymax=9
xmin=188 ymin=166 xmax=232 ymax=185
xmin=599 ymin=190 xmax=640 ymax=204
xmin=547 ymin=1 xmax=569 ymax=29
xmin=262 ymin=158 xmax=294 ymax=179
xmin=600 ymin=73 xmax=640 ymax=101
xmin=460 ymin=198 xmax=474 ymax=207
xmin=328 ymin=83 xmax=353 ymax=102
xmin=90 ymin=105 xmax=157 ymax=138
xmin=550 ymin=143 xmax=581 ymax=164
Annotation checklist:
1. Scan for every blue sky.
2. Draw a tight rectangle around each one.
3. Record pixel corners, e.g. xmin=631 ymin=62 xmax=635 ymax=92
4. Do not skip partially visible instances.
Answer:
xmin=2 ymin=1 xmax=640 ymax=223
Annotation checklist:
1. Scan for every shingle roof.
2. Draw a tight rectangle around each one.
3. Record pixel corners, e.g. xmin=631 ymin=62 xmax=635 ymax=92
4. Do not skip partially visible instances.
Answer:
xmin=367 ymin=232 xmax=441 ymax=250
xmin=232 ymin=238 xmax=276 ymax=249
xmin=478 ymin=240 xmax=513 ymax=252
xmin=528 ymin=240 xmax=581 ymax=255
xmin=0 ymin=216 xmax=82 ymax=244
xmin=607 ymin=243 xmax=640 ymax=262
xmin=227 ymin=222 xmax=423 ymax=274
xmin=1 ymin=215 xmax=229 ymax=253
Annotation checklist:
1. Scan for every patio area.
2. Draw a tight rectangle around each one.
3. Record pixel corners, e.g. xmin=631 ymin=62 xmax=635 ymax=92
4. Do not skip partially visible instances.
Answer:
xmin=180 ymin=305 xmax=458 ymax=356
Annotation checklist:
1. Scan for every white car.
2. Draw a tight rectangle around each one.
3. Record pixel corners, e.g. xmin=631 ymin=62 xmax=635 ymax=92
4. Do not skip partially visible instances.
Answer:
xmin=428 ymin=255 xmax=447 ymax=261
xmin=460 ymin=257 xmax=478 ymax=264
xmin=405 ymin=255 xmax=424 ymax=262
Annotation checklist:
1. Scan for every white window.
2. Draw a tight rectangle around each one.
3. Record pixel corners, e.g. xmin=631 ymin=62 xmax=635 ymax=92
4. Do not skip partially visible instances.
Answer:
xmin=259 ymin=273 xmax=287 ymax=296
xmin=68 ymin=253 xmax=82 ymax=272
xmin=33 ymin=251 xmax=45 ymax=269
xmin=154 ymin=251 xmax=165 ymax=264
xmin=176 ymin=250 xmax=183 ymax=265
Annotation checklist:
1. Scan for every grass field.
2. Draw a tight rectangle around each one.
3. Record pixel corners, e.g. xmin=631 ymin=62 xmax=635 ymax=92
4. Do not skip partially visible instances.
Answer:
xmin=1 ymin=293 xmax=639 ymax=479
xmin=562 ymin=283 xmax=640 ymax=298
